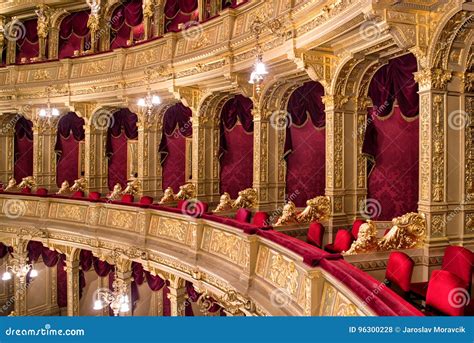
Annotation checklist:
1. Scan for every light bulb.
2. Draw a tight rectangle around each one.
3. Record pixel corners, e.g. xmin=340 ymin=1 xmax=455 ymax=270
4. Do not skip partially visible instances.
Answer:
xmin=29 ymin=269 xmax=38 ymax=278
xmin=93 ymin=299 xmax=103 ymax=310
xmin=119 ymin=302 xmax=130 ymax=313
xmin=249 ymin=71 xmax=257 ymax=84
xmin=39 ymin=109 xmax=46 ymax=117
xmin=52 ymin=108 xmax=60 ymax=116
xmin=152 ymin=95 xmax=161 ymax=105
xmin=255 ymin=61 xmax=268 ymax=75
xmin=2 ymin=272 xmax=12 ymax=281
xmin=137 ymin=98 xmax=146 ymax=107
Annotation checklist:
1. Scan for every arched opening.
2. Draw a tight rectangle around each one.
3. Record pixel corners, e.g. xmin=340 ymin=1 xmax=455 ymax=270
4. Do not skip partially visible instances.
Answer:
xmin=164 ymin=0 xmax=199 ymax=33
xmin=58 ymin=10 xmax=91 ymax=58
xmin=55 ymin=112 xmax=85 ymax=187
xmin=14 ymin=116 xmax=33 ymax=182
xmin=15 ymin=18 xmax=39 ymax=63
xmin=110 ymin=0 xmax=144 ymax=49
xmin=219 ymin=95 xmax=254 ymax=198
xmin=106 ymin=109 xmax=138 ymax=190
xmin=159 ymin=102 xmax=193 ymax=192
xmin=362 ymin=53 xmax=419 ymax=220
xmin=285 ymin=81 xmax=326 ymax=206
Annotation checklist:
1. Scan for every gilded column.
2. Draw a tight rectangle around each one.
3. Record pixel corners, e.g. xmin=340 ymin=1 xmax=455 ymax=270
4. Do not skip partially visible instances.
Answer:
xmin=86 ymin=1 xmax=101 ymax=53
xmin=0 ymin=115 xmax=15 ymax=183
xmin=143 ymin=0 xmax=154 ymax=40
xmin=153 ymin=1 xmax=164 ymax=37
xmin=32 ymin=115 xmax=58 ymax=190
xmin=6 ymin=18 xmax=17 ymax=64
xmin=114 ymin=262 xmax=132 ymax=317
xmin=35 ymin=5 xmax=50 ymax=60
xmin=0 ymin=16 xmax=5 ymax=61
xmin=322 ymin=95 xmax=348 ymax=240
xmin=64 ymin=258 xmax=80 ymax=316
xmin=167 ymin=275 xmax=186 ymax=316
xmin=137 ymin=112 xmax=162 ymax=197
xmin=11 ymin=239 xmax=29 ymax=316
xmin=414 ymin=68 xmax=452 ymax=247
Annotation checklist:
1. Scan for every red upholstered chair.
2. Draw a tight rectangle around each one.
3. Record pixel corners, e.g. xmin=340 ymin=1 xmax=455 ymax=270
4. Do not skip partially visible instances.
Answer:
xmin=351 ymin=219 xmax=366 ymax=239
xmin=36 ymin=188 xmax=48 ymax=196
xmin=177 ymin=200 xmax=186 ymax=210
xmin=139 ymin=196 xmax=154 ymax=205
xmin=88 ymin=192 xmax=101 ymax=201
xmin=324 ymin=229 xmax=354 ymax=253
xmin=307 ymin=222 xmax=324 ymax=248
xmin=252 ymin=211 xmax=269 ymax=227
xmin=71 ymin=191 xmax=84 ymax=198
xmin=441 ymin=246 xmax=473 ymax=291
xmin=425 ymin=270 xmax=466 ymax=316
xmin=121 ymin=194 xmax=134 ymax=203
xmin=385 ymin=252 xmax=414 ymax=294
xmin=235 ymin=208 xmax=251 ymax=223
xmin=180 ymin=200 xmax=209 ymax=218
xmin=21 ymin=187 xmax=31 ymax=194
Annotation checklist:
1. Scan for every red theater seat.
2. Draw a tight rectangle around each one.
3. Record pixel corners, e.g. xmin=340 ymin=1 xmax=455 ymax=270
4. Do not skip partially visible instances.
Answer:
xmin=88 ymin=192 xmax=101 ymax=201
xmin=441 ymin=246 xmax=473 ymax=291
xmin=21 ymin=187 xmax=32 ymax=194
xmin=139 ymin=196 xmax=154 ymax=205
xmin=177 ymin=200 xmax=186 ymax=210
xmin=71 ymin=191 xmax=84 ymax=198
xmin=121 ymin=194 xmax=134 ymax=203
xmin=180 ymin=200 xmax=208 ymax=218
xmin=235 ymin=208 xmax=251 ymax=223
xmin=307 ymin=222 xmax=324 ymax=248
xmin=385 ymin=252 xmax=414 ymax=294
xmin=36 ymin=188 xmax=48 ymax=196
xmin=252 ymin=211 xmax=269 ymax=227
xmin=425 ymin=270 xmax=466 ymax=316
xmin=324 ymin=229 xmax=354 ymax=253
xmin=351 ymin=219 xmax=366 ymax=239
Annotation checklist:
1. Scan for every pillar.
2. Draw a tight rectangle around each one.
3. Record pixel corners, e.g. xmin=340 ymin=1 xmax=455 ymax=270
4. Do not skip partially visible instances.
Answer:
xmin=0 ymin=115 xmax=15 ymax=183
xmin=153 ymin=1 xmax=165 ymax=37
xmin=167 ymin=276 xmax=186 ymax=316
xmin=32 ymin=116 xmax=58 ymax=190
xmin=65 ymin=257 xmax=80 ymax=316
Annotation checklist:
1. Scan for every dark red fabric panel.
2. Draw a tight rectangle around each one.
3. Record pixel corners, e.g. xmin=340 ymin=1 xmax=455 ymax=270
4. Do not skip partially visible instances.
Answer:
xmin=58 ymin=11 xmax=91 ymax=58
xmin=164 ymin=0 xmax=199 ymax=32
xmin=219 ymin=124 xmax=253 ymax=198
xmin=14 ymin=137 xmax=33 ymax=183
xmin=57 ymin=255 xmax=67 ymax=308
xmin=111 ymin=0 xmax=144 ymax=48
xmin=107 ymin=133 xmax=128 ymax=190
xmin=163 ymin=282 xmax=171 ymax=316
xmin=144 ymin=271 xmax=165 ymax=291
xmin=93 ymin=257 xmax=112 ymax=277
xmin=56 ymin=135 xmax=80 ymax=187
xmin=80 ymin=250 xmax=93 ymax=272
xmin=162 ymin=134 xmax=187 ymax=193
xmin=159 ymin=102 xmax=192 ymax=164
xmin=285 ymin=121 xmax=325 ymax=206
xmin=367 ymin=107 xmax=419 ymax=220
xmin=27 ymin=241 xmax=44 ymax=263
xmin=16 ymin=19 xmax=39 ymax=63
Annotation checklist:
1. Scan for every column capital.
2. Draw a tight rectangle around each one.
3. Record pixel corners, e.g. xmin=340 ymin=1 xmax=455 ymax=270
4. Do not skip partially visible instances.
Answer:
xmin=414 ymin=68 xmax=452 ymax=92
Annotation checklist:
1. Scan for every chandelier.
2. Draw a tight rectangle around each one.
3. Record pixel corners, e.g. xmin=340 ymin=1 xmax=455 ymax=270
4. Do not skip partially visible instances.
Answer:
xmin=137 ymin=71 xmax=161 ymax=114
xmin=2 ymin=257 xmax=38 ymax=281
xmin=39 ymin=87 xmax=60 ymax=118
xmin=93 ymin=277 xmax=130 ymax=316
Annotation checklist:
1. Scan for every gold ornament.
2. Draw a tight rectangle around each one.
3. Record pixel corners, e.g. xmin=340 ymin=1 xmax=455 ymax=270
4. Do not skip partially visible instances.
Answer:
xmin=213 ymin=192 xmax=233 ymax=212
xmin=344 ymin=220 xmax=379 ymax=255
xmin=56 ymin=180 xmax=71 ymax=195
xmin=274 ymin=201 xmax=299 ymax=226
xmin=159 ymin=187 xmax=178 ymax=204
xmin=297 ymin=196 xmax=331 ymax=224
xmin=379 ymin=212 xmax=426 ymax=250
xmin=232 ymin=188 xmax=258 ymax=209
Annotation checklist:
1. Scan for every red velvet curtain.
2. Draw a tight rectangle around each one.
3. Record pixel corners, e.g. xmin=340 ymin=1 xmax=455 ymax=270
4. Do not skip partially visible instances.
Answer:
xmin=16 ymin=19 xmax=39 ymax=63
xmin=111 ymin=0 xmax=144 ymax=49
xmin=160 ymin=103 xmax=192 ymax=192
xmin=56 ymin=112 xmax=85 ymax=187
xmin=285 ymin=81 xmax=325 ymax=206
xmin=58 ymin=11 xmax=91 ymax=58
xmin=219 ymin=95 xmax=254 ymax=198
xmin=14 ymin=117 xmax=33 ymax=182
xmin=1 ymin=45 xmax=6 ymax=66
xmin=107 ymin=109 xmax=138 ymax=190
xmin=363 ymin=54 xmax=419 ymax=220
xmin=164 ymin=0 xmax=199 ymax=32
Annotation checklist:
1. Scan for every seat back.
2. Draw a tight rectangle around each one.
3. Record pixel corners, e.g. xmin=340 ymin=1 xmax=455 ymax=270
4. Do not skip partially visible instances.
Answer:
xmin=177 ymin=200 xmax=186 ymax=210
xmin=426 ymin=270 xmax=466 ymax=316
xmin=235 ymin=208 xmax=251 ymax=223
xmin=252 ymin=211 xmax=269 ymax=227
xmin=89 ymin=192 xmax=101 ymax=201
xmin=385 ymin=252 xmax=414 ymax=292
xmin=36 ymin=188 xmax=48 ymax=196
xmin=71 ymin=191 xmax=84 ymax=198
xmin=441 ymin=246 xmax=473 ymax=290
xmin=139 ymin=196 xmax=154 ymax=205
xmin=21 ymin=187 xmax=31 ymax=194
xmin=180 ymin=200 xmax=208 ymax=218
xmin=307 ymin=222 xmax=324 ymax=248
xmin=351 ymin=219 xmax=366 ymax=239
xmin=333 ymin=230 xmax=354 ymax=253
xmin=121 ymin=194 xmax=134 ymax=203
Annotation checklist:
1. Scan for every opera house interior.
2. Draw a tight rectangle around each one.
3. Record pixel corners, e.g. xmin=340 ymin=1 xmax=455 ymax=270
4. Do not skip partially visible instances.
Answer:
xmin=0 ymin=0 xmax=472 ymax=319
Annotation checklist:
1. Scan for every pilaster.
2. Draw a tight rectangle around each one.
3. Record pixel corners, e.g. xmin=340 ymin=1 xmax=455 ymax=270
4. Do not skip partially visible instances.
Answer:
xmin=0 ymin=116 xmax=15 ymax=183
xmin=32 ymin=116 xmax=58 ymax=190
xmin=64 ymin=257 xmax=80 ymax=316
xmin=167 ymin=275 xmax=186 ymax=316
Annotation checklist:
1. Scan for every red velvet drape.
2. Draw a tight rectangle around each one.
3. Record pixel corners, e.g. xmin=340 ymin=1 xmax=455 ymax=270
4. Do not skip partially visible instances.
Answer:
xmin=14 ymin=117 xmax=33 ymax=183
xmin=162 ymin=134 xmax=187 ymax=192
xmin=366 ymin=107 xmax=419 ymax=220
xmin=110 ymin=0 xmax=144 ymax=49
xmin=58 ymin=10 xmax=91 ymax=58
xmin=56 ymin=136 xmax=80 ymax=187
xmin=286 ymin=122 xmax=325 ymax=206
xmin=219 ymin=124 xmax=253 ymax=198
xmin=164 ymin=0 xmax=199 ymax=32
xmin=16 ymin=19 xmax=39 ymax=63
